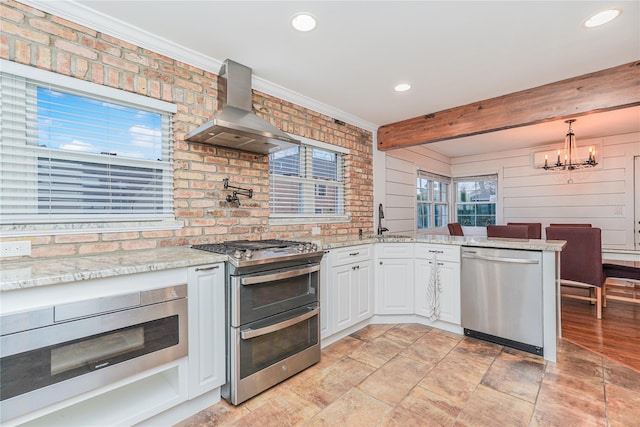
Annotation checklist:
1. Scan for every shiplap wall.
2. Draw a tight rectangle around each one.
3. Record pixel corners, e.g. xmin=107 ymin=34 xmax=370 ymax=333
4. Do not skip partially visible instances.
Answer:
xmin=384 ymin=156 xmax=416 ymax=236
xmin=383 ymin=131 xmax=639 ymax=250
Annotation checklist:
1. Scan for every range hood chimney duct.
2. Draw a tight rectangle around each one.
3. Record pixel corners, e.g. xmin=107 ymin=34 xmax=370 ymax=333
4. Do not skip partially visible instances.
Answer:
xmin=185 ymin=59 xmax=300 ymax=154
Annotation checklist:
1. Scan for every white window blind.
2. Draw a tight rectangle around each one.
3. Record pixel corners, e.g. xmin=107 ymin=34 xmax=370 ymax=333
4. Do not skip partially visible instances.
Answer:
xmin=269 ymin=144 xmax=345 ymax=217
xmin=0 ymin=67 xmax=174 ymax=224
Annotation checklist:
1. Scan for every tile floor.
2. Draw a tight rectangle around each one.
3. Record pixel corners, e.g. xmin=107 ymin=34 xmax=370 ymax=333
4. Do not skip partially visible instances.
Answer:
xmin=175 ymin=324 xmax=640 ymax=426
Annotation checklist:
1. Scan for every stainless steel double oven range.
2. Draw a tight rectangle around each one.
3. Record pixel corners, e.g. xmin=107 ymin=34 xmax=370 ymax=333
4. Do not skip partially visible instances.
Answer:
xmin=192 ymin=239 xmax=323 ymax=405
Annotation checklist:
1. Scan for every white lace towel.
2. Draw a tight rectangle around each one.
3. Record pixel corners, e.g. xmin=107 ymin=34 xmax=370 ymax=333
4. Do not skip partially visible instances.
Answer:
xmin=426 ymin=251 xmax=442 ymax=321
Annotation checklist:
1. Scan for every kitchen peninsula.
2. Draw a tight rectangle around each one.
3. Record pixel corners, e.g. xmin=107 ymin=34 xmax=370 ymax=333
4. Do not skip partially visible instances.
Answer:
xmin=0 ymin=236 xmax=564 ymax=427
xmin=317 ymin=234 xmax=565 ymax=362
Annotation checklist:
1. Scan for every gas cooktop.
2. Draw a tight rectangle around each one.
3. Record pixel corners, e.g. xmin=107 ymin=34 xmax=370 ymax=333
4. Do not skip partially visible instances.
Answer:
xmin=192 ymin=239 xmax=322 ymax=268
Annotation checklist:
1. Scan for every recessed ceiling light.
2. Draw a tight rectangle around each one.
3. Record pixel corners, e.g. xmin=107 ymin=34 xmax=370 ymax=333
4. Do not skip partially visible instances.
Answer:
xmin=584 ymin=9 xmax=621 ymax=28
xmin=291 ymin=13 xmax=317 ymax=32
xmin=394 ymin=83 xmax=411 ymax=92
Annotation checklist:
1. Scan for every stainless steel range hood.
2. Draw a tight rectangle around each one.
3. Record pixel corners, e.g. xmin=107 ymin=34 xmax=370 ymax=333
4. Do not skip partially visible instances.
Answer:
xmin=186 ymin=59 xmax=300 ymax=154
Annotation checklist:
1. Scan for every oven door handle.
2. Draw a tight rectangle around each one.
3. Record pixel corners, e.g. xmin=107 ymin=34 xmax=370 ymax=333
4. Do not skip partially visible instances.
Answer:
xmin=240 ymin=307 xmax=319 ymax=340
xmin=240 ymin=264 xmax=320 ymax=286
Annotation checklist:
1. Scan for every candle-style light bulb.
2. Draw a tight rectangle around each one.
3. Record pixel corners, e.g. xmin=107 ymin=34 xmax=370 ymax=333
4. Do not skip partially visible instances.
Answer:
xmin=588 ymin=146 xmax=593 ymax=161
xmin=556 ymin=150 xmax=561 ymax=165
xmin=544 ymin=154 xmax=548 ymax=168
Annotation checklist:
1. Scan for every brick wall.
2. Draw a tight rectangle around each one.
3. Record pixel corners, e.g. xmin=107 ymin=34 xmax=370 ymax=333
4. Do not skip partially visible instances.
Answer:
xmin=0 ymin=1 xmax=374 ymax=259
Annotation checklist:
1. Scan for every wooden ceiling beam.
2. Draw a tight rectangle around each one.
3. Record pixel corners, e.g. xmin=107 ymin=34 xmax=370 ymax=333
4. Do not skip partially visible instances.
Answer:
xmin=377 ymin=61 xmax=640 ymax=151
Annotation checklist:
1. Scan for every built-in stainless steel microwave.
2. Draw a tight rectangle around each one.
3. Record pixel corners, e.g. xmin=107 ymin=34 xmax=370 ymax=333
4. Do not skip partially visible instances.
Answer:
xmin=0 ymin=285 xmax=188 ymax=423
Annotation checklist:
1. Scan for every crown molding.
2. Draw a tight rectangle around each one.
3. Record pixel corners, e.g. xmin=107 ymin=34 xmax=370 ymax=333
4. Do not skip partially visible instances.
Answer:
xmin=20 ymin=1 xmax=378 ymax=133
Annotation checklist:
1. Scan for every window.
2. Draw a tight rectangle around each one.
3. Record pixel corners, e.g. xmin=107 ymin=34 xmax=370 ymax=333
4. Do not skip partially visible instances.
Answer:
xmin=417 ymin=170 xmax=450 ymax=230
xmin=454 ymin=175 xmax=497 ymax=226
xmin=0 ymin=62 xmax=176 ymax=226
xmin=269 ymin=140 xmax=345 ymax=218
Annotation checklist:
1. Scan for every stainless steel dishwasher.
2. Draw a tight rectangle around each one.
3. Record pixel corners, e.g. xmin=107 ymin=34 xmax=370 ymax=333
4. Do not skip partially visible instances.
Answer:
xmin=461 ymin=247 xmax=543 ymax=356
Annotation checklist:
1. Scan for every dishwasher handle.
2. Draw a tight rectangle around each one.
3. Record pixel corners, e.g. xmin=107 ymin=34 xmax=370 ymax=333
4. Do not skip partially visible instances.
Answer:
xmin=461 ymin=252 xmax=539 ymax=264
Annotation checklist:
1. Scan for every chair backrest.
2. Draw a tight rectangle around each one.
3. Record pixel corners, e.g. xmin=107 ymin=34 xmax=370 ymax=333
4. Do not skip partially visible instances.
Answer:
xmin=447 ymin=222 xmax=464 ymax=236
xmin=507 ymin=222 xmax=542 ymax=239
xmin=549 ymin=223 xmax=592 ymax=227
xmin=545 ymin=226 xmax=604 ymax=287
xmin=486 ymin=224 xmax=529 ymax=239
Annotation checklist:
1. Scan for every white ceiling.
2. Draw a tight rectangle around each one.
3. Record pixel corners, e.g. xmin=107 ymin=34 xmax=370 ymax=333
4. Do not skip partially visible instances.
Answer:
xmin=31 ymin=1 xmax=640 ymax=157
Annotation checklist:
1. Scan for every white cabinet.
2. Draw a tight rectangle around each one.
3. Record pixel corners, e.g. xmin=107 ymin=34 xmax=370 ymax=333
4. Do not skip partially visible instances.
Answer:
xmin=320 ymin=251 xmax=332 ymax=338
xmin=327 ymin=244 xmax=373 ymax=335
xmin=375 ymin=243 xmax=415 ymax=314
xmin=187 ymin=263 xmax=226 ymax=399
xmin=414 ymin=244 xmax=461 ymax=325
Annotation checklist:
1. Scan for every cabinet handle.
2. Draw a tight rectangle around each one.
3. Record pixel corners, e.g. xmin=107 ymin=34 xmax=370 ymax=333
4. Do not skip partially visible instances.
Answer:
xmin=195 ymin=265 xmax=220 ymax=272
xmin=428 ymin=250 xmax=444 ymax=254
xmin=352 ymin=265 xmax=360 ymax=270
xmin=379 ymin=261 xmax=383 ymax=265
xmin=349 ymin=252 xmax=360 ymax=256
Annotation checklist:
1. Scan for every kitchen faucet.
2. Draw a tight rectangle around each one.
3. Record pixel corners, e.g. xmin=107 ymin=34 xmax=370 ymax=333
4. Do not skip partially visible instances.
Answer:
xmin=377 ymin=203 xmax=389 ymax=235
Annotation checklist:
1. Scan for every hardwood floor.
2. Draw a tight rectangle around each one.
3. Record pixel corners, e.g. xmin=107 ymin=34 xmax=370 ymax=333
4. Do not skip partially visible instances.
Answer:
xmin=560 ymin=294 xmax=640 ymax=372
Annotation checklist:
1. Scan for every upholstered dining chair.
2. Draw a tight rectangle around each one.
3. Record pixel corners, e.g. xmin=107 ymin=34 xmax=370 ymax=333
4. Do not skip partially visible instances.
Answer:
xmin=447 ymin=222 xmax=464 ymax=236
xmin=486 ymin=224 xmax=529 ymax=239
xmin=507 ymin=222 xmax=542 ymax=239
xmin=549 ymin=223 xmax=592 ymax=227
xmin=545 ymin=226 xmax=605 ymax=319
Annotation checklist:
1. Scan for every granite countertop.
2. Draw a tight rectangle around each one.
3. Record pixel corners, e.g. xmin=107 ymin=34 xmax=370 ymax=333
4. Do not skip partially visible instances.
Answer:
xmin=316 ymin=233 xmax=566 ymax=252
xmin=0 ymin=246 xmax=227 ymax=292
xmin=1 ymin=235 xmax=565 ymax=292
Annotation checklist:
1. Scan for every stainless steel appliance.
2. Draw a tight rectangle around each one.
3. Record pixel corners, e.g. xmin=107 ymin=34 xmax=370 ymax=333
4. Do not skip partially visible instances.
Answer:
xmin=185 ymin=59 xmax=300 ymax=154
xmin=192 ymin=239 xmax=323 ymax=404
xmin=0 ymin=285 xmax=188 ymax=422
xmin=460 ymin=247 xmax=544 ymax=356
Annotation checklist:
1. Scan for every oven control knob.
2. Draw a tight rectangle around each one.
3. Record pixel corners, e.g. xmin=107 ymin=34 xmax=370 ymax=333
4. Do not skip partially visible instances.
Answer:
xmin=233 ymin=249 xmax=244 ymax=259
xmin=244 ymin=249 xmax=253 ymax=258
xmin=296 ymin=245 xmax=305 ymax=253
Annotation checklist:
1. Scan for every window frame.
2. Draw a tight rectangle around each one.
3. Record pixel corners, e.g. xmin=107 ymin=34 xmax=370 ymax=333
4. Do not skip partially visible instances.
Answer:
xmin=0 ymin=60 xmax=180 ymax=236
xmin=453 ymin=174 xmax=498 ymax=227
xmin=269 ymin=136 xmax=349 ymax=224
xmin=416 ymin=170 xmax=452 ymax=232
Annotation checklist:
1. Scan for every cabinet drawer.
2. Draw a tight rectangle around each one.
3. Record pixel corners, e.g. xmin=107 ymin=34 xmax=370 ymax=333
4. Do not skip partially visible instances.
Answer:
xmin=376 ymin=243 xmax=414 ymax=259
xmin=330 ymin=244 xmax=372 ymax=266
xmin=414 ymin=243 xmax=460 ymax=262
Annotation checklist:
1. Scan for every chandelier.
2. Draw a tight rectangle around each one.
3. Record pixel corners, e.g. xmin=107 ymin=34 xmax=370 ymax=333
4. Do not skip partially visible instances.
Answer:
xmin=543 ymin=119 xmax=597 ymax=171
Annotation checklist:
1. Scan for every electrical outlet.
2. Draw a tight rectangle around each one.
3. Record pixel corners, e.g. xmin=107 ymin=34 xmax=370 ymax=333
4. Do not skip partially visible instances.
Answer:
xmin=614 ymin=206 xmax=623 ymax=215
xmin=311 ymin=226 xmax=321 ymax=235
xmin=0 ymin=241 xmax=31 ymax=258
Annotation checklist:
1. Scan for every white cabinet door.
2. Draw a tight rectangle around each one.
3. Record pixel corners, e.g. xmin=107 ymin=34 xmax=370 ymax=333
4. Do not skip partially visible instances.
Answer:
xmin=376 ymin=257 xmax=414 ymax=314
xmin=353 ymin=260 xmax=374 ymax=323
xmin=415 ymin=255 xmax=461 ymax=325
xmin=187 ymin=263 xmax=226 ymax=399
xmin=329 ymin=253 xmax=373 ymax=334
xmin=320 ymin=252 xmax=332 ymax=339
xmin=434 ymin=260 xmax=461 ymax=324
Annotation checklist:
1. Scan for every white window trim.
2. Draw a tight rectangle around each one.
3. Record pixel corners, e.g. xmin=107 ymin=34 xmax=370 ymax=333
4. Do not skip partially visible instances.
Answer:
xmin=0 ymin=60 xmax=182 ymax=236
xmin=416 ymin=170 xmax=452 ymax=234
xmin=1 ymin=60 xmax=176 ymax=113
xmin=453 ymin=173 xmax=499 ymax=231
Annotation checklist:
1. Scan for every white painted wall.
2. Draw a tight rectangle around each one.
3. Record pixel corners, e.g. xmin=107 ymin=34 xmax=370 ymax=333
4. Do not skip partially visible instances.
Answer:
xmin=378 ymin=131 xmax=640 ymax=250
